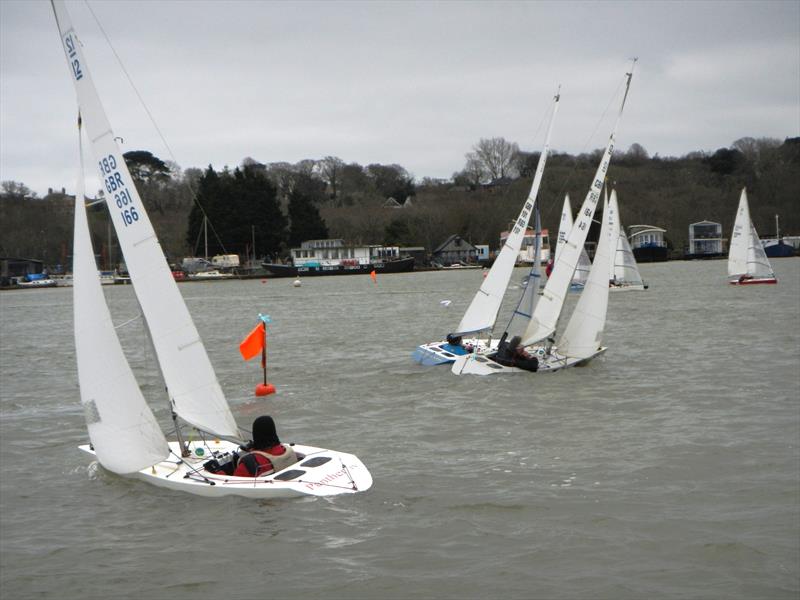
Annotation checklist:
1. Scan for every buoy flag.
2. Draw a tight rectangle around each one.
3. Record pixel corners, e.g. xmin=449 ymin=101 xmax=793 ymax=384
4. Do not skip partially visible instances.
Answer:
xmin=239 ymin=322 xmax=265 ymax=360
xmin=370 ymin=270 xmax=377 ymax=283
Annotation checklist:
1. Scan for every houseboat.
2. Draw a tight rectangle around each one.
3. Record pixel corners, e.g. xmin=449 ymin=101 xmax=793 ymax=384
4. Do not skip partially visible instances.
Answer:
xmin=629 ymin=224 xmax=668 ymax=262
xmin=262 ymin=239 xmax=415 ymax=277
xmin=685 ymin=220 xmax=726 ymax=260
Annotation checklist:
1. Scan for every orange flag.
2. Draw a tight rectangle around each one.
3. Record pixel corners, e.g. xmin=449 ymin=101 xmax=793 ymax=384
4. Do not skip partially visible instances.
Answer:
xmin=370 ymin=270 xmax=377 ymax=283
xmin=239 ymin=322 xmax=265 ymax=360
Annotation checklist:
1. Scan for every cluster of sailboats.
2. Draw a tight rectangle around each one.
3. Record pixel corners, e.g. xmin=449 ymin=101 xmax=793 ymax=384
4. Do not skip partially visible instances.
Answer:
xmin=414 ymin=65 xmax=642 ymax=376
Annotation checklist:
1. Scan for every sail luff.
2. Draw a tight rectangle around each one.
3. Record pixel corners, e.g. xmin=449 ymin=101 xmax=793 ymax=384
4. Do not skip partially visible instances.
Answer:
xmin=52 ymin=0 xmax=240 ymax=439
xmin=521 ymin=67 xmax=634 ymax=347
xmin=557 ymin=188 xmax=612 ymax=357
xmin=73 ymin=115 xmax=169 ymax=474
xmin=454 ymin=90 xmax=560 ymax=335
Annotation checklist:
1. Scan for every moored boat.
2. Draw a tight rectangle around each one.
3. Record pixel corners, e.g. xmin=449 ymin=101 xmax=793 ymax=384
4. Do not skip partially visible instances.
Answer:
xmin=263 ymin=239 xmax=414 ymax=277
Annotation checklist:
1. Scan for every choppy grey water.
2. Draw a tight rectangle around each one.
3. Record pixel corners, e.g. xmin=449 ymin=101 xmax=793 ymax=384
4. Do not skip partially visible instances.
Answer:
xmin=1 ymin=259 xmax=798 ymax=599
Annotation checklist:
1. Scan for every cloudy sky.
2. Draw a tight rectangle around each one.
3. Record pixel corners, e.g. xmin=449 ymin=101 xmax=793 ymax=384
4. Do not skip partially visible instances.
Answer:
xmin=1 ymin=0 xmax=798 ymax=197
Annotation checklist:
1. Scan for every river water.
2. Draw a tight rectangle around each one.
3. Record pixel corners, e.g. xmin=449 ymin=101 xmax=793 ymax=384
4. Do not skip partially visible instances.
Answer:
xmin=1 ymin=258 xmax=798 ymax=599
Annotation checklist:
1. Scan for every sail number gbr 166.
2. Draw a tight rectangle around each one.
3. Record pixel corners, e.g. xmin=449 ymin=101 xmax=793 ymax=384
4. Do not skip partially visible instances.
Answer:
xmin=98 ymin=155 xmax=139 ymax=227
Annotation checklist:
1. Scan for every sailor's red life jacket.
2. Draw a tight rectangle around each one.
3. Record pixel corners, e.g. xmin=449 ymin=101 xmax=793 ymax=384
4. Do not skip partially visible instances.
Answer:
xmin=233 ymin=443 xmax=297 ymax=477
xmin=545 ymin=260 xmax=554 ymax=278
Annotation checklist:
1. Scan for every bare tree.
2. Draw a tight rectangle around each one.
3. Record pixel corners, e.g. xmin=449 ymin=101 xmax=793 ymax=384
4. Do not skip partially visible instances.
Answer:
xmin=318 ymin=156 xmax=345 ymax=202
xmin=471 ymin=137 xmax=520 ymax=180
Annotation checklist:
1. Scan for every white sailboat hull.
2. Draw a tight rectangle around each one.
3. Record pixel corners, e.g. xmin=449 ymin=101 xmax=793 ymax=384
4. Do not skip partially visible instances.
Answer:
xmin=412 ymin=338 xmax=498 ymax=366
xmin=450 ymin=347 xmax=607 ymax=376
xmin=80 ymin=440 xmax=372 ymax=498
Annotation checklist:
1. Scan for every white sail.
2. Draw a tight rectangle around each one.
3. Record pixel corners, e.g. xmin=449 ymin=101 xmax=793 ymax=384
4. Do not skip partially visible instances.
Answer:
xmin=747 ymin=222 xmax=774 ymax=278
xmin=610 ymin=191 xmax=644 ymax=285
xmin=454 ymin=91 xmax=560 ymax=335
xmin=522 ymin=67 xmax=635 ymax=347
xmin=73 ymin=118 xmax=168 ymax=474
xmin=607 ymin=189 xmax=619 ymax=281
xmin=53 ymin=1 xmax=239 ymax=439
xmin=555 ymin=194 xmax=590 ymax=286
xmin=555 ymin=194 xmax=572 ymax=262
xmin=727 ymin=190 xmax=750 ymax=276
xmin=558 ymin=189 xmax=612 ymax=358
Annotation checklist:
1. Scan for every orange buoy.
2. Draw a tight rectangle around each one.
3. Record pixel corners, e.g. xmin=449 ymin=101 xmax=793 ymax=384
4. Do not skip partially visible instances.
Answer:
xmin=255 ymin=382 xmax=276 ymax=396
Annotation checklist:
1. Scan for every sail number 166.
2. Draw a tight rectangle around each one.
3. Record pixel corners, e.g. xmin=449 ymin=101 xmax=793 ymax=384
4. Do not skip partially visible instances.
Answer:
xmin=98 ymin=154 xmax=139 ymax=227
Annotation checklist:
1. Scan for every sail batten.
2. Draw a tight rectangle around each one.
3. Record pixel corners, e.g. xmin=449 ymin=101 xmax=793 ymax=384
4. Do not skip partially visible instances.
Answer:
xmin=53 ymin=0 xmax=240 ymax=439
xmin=453 ymin=91 xmax=560 ymax=336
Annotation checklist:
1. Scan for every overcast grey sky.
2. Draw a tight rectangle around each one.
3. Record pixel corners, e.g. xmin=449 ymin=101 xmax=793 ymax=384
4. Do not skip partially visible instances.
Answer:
xmin=1 ymin=0 xmax=798 ymax=197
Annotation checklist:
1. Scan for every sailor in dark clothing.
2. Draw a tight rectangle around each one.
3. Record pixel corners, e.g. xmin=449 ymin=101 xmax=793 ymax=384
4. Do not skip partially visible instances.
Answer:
xmin=492 ymin=334 xmax=539 ymax=372
xmin=233 ymin=415 xmax=298 ymax=477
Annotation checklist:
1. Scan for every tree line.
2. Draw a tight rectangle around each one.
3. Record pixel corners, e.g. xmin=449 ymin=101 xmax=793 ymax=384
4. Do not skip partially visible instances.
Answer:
xmin=1 ymin=135 xmax=797 ymax=268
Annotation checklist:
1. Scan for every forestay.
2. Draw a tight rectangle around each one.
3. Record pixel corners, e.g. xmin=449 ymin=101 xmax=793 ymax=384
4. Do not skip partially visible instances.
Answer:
xmin=52 ymin=0 xmax=240 ymax=439
xmin=522 ymin=66 xmax=635 ymax=347
xmin=558 ymin=191 xmax=612 ymax=358
xmin=454 ymin=91 xmax=560 ymax=336
xmin=73 ymin=118 xmax=168 ymax=474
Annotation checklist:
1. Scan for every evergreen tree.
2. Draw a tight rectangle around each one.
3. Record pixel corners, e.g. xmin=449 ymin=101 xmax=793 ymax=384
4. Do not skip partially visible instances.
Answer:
xmin=287 ymin=174 xmax=329 ymax=247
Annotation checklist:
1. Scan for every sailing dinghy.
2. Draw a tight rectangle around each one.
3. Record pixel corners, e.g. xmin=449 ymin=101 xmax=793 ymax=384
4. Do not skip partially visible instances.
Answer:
xmin=608 ymin=190 xmax=647 ymax=291
xmin=727 ymin=188 xmax=777 ymax=285
xmin=412 ymin=90 xmax=561 ymax=366
xmin=451 ymin=64 xmax=635 ymax=376
xmin=54 ymin=0 xmax=371 ymax=498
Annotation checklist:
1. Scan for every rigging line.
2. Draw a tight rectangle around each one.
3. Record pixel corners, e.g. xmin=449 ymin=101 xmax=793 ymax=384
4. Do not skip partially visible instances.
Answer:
xmin=168 ymin=449 xmax=217 ymax=485
xmin=83 ymin=0 xmax=229 ymax=256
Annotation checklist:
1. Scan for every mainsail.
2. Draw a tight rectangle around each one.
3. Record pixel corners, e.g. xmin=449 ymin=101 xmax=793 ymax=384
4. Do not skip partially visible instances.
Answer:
xmin=53 ymin=0 xmax=240 ymax=439
xmin=522 ymin=66 xmax=635 ymax=347
xmin=73 ymin=116 xmax=169 ymax=474
xmin=454 ymin=90 xmax=560 ymax=336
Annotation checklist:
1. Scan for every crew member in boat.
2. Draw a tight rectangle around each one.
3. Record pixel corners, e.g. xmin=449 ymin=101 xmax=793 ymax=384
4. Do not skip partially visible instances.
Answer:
xmin=233 ymin=415 xmax=298 ymax=477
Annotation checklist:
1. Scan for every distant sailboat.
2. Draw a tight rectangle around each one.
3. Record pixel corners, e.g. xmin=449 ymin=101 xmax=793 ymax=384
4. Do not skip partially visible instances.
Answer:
xmin=727 ymin=188 xmax=778 ymax=285
xmin=54 ymin=0 xmax=371 ymax=497
xmin=608 ymin=190 xmax=647 ymax=291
